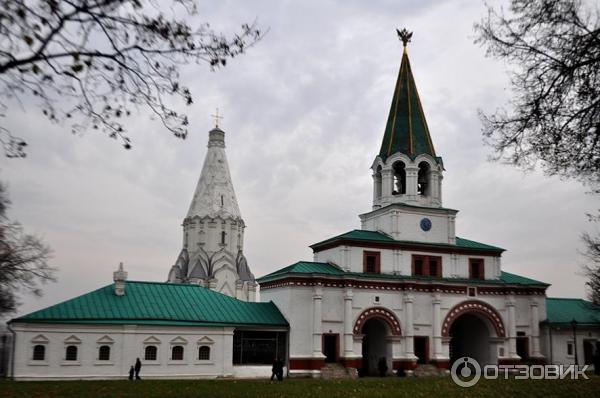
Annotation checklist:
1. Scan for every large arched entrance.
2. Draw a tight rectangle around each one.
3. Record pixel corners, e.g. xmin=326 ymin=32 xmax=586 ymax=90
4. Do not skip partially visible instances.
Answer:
xmin=354 ymin=307 xmax=401 ymax=376
xmin=443 ymin=301 xmax=505 ymax=366
xmin=361 ymin=318 xmax=391 ymax=375
xmin=449 ymin=313 xmax=491 ymax=365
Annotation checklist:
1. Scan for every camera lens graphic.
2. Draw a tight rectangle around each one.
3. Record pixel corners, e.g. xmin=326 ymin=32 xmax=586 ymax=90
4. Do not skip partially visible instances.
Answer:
xmin=450 ymin=357 xmax=481 ymax=388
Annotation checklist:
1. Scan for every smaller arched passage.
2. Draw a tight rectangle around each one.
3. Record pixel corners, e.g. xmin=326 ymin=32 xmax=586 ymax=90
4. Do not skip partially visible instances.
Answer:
xmin=443 ymin=301 xmax=505 ymax=367
xmin=417 ymin=161 xmax=431 ymax=196
xmin=353 ymin=307 xmax=402 ymax=336
xmin=441 ymin=300 xmax=505 ymax=338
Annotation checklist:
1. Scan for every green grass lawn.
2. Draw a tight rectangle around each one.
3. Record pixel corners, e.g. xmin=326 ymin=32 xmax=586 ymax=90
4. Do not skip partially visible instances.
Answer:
xmin=1 ymin=376 xmax=599 ymax=398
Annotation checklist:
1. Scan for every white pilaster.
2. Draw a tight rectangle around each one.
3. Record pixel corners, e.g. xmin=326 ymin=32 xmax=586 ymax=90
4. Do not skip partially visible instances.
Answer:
xmin=506 ymin=296 xmax=519 ymax=359
xmin=403 ymin=293 xmax=415 ymax=357
xmin=529 ymin=299 xmax=543 ymax=359
xmin=312 ymin=286 xmax=324 ymax=357
xmin=432 ymin=293 xmax=443 ymax=360
xmin=343 ymin=288 xmax=355 ymax=358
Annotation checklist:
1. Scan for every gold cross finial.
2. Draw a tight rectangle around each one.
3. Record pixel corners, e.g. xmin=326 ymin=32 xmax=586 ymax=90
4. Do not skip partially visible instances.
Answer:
xmin=211 ymin=108 xmax=223 ymax=128
xmin=396 ymin=28 xmax=413 ymax=49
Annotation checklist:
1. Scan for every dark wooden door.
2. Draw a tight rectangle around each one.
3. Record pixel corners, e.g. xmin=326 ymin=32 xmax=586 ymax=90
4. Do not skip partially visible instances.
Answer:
xmin=323 ymin=334 xmax=339 ymax=363
xmin=414 ymin=336 xmax=429 ymax=364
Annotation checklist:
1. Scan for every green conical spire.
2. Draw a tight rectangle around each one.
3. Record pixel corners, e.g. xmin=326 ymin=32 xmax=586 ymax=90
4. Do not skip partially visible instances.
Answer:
xmin=379 ymin=30 xmax=436 ymax=161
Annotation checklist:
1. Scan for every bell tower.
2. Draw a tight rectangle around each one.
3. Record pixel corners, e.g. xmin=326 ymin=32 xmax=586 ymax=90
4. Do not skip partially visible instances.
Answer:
xmin=361 ymin=30 xmax=457 ymax=244
xmin=372 ymin=28 xmax=444 ymax=211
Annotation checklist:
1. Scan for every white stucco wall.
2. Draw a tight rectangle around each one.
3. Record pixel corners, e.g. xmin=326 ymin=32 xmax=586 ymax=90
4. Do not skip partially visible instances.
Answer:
xmin=314 ymin=245 xmax=501 ymax=280
xmin=10 ymin=323 xmax=241 ymax=380
xmin=540 ymin=325 xmax=599 ymax=366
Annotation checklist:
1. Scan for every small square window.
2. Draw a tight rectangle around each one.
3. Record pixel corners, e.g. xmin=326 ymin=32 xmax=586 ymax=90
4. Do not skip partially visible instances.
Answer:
xmin=375 ymin=296 xmax=380 ymax=303
xmin=468 ymin=287 xmax=477 ymax=297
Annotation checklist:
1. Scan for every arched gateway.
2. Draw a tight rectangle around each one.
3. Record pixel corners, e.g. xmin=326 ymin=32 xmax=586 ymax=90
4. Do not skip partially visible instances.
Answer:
xmin=354 ymin=307 xmax=401 ymax=376
xmin=442 ymin=300 xmax=506 ymax=366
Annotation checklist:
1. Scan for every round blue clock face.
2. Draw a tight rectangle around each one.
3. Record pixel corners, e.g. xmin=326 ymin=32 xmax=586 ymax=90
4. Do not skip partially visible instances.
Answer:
xmin=420 ymin=218 xmax=432 ymax=232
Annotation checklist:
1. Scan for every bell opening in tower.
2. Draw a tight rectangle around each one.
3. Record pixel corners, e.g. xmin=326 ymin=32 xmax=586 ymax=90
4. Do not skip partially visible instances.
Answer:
xmin=392 ymin=161 xmax=406 ymax=195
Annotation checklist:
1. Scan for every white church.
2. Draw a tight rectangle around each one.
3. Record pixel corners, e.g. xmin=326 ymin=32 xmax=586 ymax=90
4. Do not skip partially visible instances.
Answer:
xmin=6 ymin=32 xmax=600 ymax=380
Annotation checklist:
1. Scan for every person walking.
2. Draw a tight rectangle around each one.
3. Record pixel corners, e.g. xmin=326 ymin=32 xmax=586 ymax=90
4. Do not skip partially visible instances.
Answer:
xmin=378 ymin=357 xmax=388 ymax=377
xmin=271 ymin=357 xmax=284 ymax=382
xmin=128 ymin=365 xmax=135 ymax=380
xmin=594 ymin=341 xmax=600 ymax=376
xmin=134 ymin=357 xmax=142 ymax=380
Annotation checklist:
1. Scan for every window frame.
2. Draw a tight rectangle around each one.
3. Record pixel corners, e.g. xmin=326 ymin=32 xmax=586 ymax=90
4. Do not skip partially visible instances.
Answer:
xmin=144 ymin=345 xmax=158 ymax=361
xmin=469 ymin=258 xmax=485 ymax=280
xmin=411 ymin=255 xmax=442 ymax=277
xmin=171 ymin=345 xmax=184 ymax=361
xmin=567 ymin=341 xmax=574 ymax=357
xmin=363 ymin=251 xmax=381 ymax=274
xmin=198 ymin=345 xmax=211 ymax=361
xmin=65 ymin=345 xmax=78 ymax=361
xmin=32 ymin=344 xmax=46 ymax=361
xmin=98 ymin=345 xmax=111 ymax=361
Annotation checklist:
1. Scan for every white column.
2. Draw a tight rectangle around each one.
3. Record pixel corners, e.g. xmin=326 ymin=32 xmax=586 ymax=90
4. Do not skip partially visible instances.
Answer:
xmin=432 ymin=293 xmax=443 ymax=359
xmin=372 ymin=173 xmax=381 ymax=209
xmin=506 ymin=296 xmax=519 ymax=359
xmin=530 ymin=299 xmax=542 ymax=358
xmin=312 ymin=286 xmax=323 ymax=357
xmin=405 ymin=165 xmax=418 ymax=202
xmin=343 ymin=288 xmax=354 ymax=358
xmin=404 ymin=293 xmax=415 ymax=357
xmin=381 ymin=168 xmax=393 ymax=204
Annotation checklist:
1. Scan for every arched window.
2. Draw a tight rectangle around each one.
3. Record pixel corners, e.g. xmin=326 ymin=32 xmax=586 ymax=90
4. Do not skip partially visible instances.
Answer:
xmin=374 ymin=165 xmax=382 ymax=200
xmin=65 ymin=345 xmax=78 ymax=361
xmin=221 ymin=231 xmax=226 ymax=245
xmin=392 ymin=161 xmax=406 ymax=195
xmin=171 ymin=345 xmax=184 ymax=360
xmin=32 ymin=345 xmax=45 ymax=361
xmin=144 ymin=345 xmax=157 ymax=361
xmin=98 ymin=345 xmax=111 ymax=361
xmin=417 ymin=161 xmax=431 ymax=196
xmin=198 ymin=346 xmax=211 ymax=360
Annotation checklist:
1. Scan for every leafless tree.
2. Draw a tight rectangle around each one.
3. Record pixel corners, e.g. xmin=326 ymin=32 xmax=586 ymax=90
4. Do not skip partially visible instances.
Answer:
xmin=0 ymin=183 xmax=54 ymax=316
xmin=0 ymin=0 xmax=262 ymax=156
xmin=475 ymin=0 xmax=600 ymax=187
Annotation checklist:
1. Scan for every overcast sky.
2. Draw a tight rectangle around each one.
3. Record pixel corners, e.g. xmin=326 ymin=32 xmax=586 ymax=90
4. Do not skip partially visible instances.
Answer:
xmin=1 ymin=0 xmax=597 ymax=319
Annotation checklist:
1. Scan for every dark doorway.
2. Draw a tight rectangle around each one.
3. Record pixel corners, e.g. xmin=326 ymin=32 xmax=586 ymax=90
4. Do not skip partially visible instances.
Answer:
xmin=583 ymin=340 xmax=594 ymax=365
xmin=449 ymin=313 xmax=492 ymax=366
xmin=323 ymin=334 xmax=339 ymax=363
xmin=361 ymin=318 xmax=390 ymax=376
xmin=414 ymin=336 xmax=429 ymax=364
xmin=516 ymin=335 xmax=529 ymax=361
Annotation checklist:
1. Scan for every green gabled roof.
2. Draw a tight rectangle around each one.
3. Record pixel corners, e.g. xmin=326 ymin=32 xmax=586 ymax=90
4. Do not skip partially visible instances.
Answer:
xmin=499 ymin=271 xmax=548 ymax=286
xmin=12 ymin=281 xmax=288 ymax=328
xmin=257 ymin=261 xmax=547 ymax=288
xmin=260 ymin=261 xmax=345 ymax=280
xmin=545 ymin=298 xmax=600 ymax=326
xmin=379 ymin=47 xmax=436 ymax=161
xmin=309 ymin=229 xmax=504 ymax=253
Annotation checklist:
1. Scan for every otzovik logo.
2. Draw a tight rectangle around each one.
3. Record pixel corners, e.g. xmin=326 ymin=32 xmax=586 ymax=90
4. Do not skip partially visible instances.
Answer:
xmin=451 ymin=357 xmax=481 ymax=387
xmin=451 ymin=357 xmax=590 ymax=387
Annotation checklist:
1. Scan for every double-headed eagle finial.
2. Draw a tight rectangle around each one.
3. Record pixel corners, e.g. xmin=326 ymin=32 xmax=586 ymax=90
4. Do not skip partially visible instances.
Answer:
xmin=396 ymin=28 xmax=413 ymax=48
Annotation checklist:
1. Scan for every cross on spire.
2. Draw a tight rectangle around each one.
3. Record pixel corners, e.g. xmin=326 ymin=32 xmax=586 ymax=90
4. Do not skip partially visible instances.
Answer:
xmin=211 ymin=108 xmax=223 ymax=128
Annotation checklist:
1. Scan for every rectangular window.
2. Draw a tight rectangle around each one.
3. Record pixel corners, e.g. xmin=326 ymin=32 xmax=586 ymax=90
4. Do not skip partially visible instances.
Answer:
xmin=233 ymin=331 xmax=287 ymax=365
xmin=567 ymin=342 xmax=574 ymax=356
xmin=412 ymin=255 xmax=442 ymax=277
xmin=469 ymin=258 xmax=485 ymax=279
xmin=363 ymin=251 xmax=381 ymax=273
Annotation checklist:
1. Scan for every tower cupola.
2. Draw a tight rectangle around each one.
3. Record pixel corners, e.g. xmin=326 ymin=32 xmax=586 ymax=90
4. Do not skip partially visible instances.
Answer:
xmin=372 ymin=29 xmax=444 ymax=210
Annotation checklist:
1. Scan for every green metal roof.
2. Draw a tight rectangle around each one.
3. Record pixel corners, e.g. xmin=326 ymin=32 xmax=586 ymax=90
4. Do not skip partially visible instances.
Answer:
xmin=257 ymin=261 xmax=548 ymax=287
xmin=310 ymin=229 xmax=504 ymax=253
xmin=12 ymin=281 xmax=288 ymax=328
xmin=545 ymin=298 xmax=600 ymax=326
xmin=379 ymin=48 xmax=437 ymax=161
